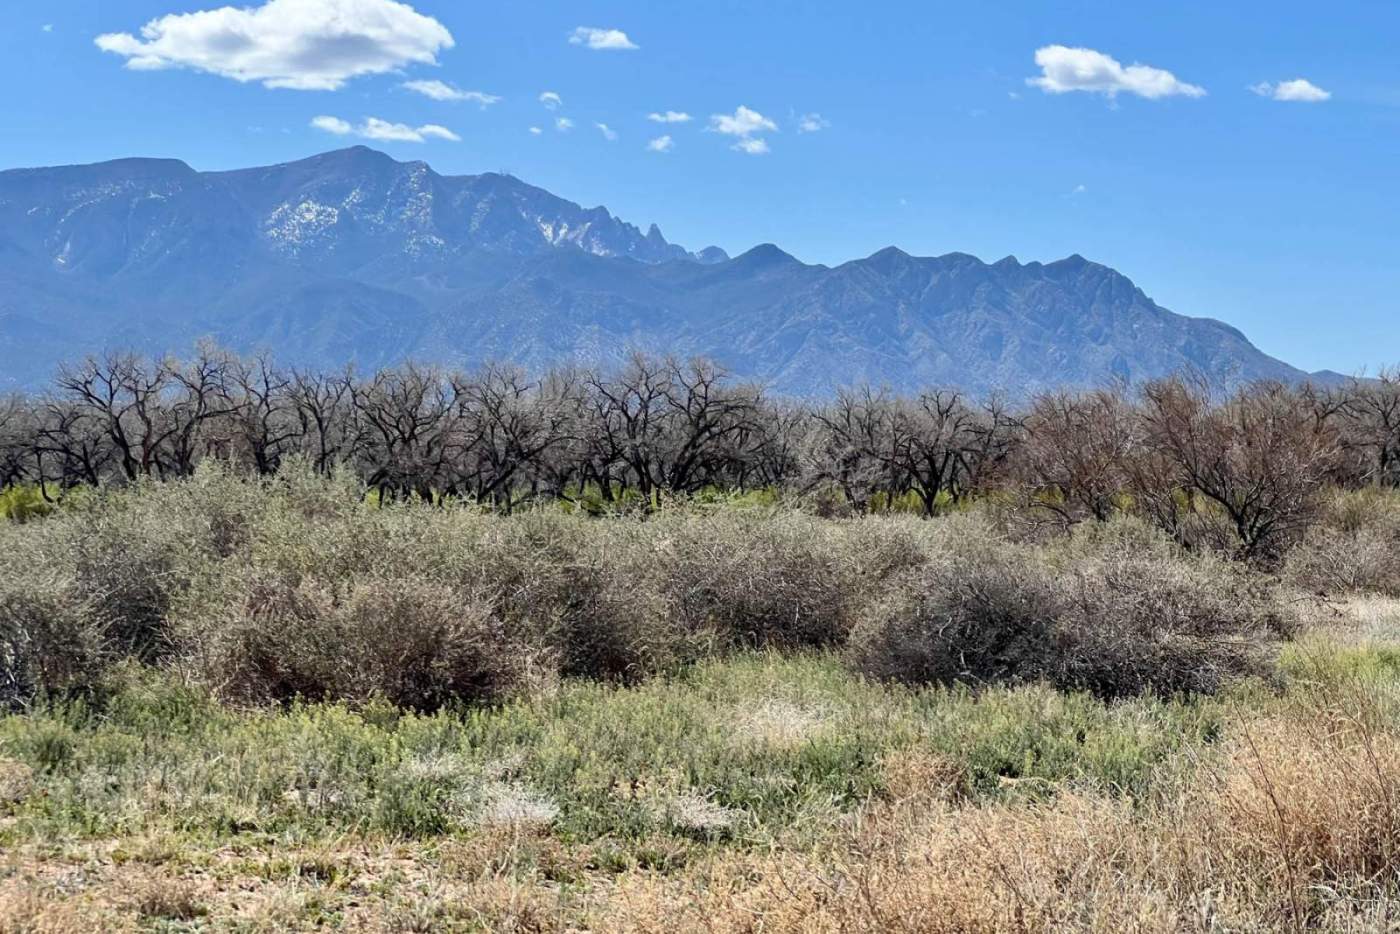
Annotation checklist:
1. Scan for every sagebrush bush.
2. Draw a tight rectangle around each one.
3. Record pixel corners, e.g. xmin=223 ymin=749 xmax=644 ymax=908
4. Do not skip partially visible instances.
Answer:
xmin=849 ymin=517 xmax=1284 ymax=698
xmin=1285 ymin=488 xmax=1400 ymax=597
xmin=0 ymin=567 xmax=111 ymax=708
xmin=626 ymin=511 xmax=857 ymax=650
xmin=847 ymin=529 xmax=1061 ymax=689
xmin=0 ymin=465 xmax=1288 ymax=707
xmin=1054 ymin=544 xmax=1288 ymax=697
xmin=5 ymin=465 xmax=273 ymax=662
xmin=182 ymin=573 xmax=550 ymax=709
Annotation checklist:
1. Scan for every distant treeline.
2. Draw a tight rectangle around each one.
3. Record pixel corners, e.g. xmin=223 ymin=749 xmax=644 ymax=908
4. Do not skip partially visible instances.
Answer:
xmin=2 ymin=348 xmax=1398 ymax=557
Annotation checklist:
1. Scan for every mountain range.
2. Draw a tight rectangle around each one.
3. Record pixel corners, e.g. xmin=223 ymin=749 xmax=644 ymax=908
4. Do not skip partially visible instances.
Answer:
xmin=0 ymin=146 xmax=1337 ymax=395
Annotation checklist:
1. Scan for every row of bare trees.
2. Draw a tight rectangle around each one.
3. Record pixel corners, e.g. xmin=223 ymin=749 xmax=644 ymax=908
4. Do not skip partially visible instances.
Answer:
xmin=0 ymin=350 xmax=786 ymax=511
xmin=4 ymin=348 xmax=1400 ymax=557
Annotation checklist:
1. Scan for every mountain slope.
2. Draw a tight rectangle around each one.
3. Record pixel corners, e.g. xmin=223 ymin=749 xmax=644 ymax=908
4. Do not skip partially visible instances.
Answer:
xmin=0 ymin=147 xmax=1325 ymax=395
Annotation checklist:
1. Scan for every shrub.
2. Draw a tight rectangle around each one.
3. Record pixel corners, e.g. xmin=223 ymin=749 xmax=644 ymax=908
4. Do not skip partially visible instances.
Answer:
xmin=1054 ymin=544 xmax=1286 ymax=697
xmin=0 ymin=467 xmax=1297 ymax=709
xmin=634 ymin=511 xmax=875 ymax=651
xmin=0 ymin=484 xmax=57 ymax=523
xmin=183 ymin=573 xmax=551 ymax=710
xmin=0 ymin=563 xmax=111 ymax=708
xmin=14 ymin=467 xmax=262 ymax=660
xmin=849 ymin=518 xmax=1283 ymax=698
xmin=847 ymin=533 xmax=1061 ymax=690
xmin=1285 ymin=489 xmax=1400 ymax=597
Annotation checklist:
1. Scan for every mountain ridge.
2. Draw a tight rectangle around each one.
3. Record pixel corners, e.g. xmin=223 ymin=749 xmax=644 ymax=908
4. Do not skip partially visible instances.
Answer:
xmin=0 ymin=147 xmax=1336 ymax=395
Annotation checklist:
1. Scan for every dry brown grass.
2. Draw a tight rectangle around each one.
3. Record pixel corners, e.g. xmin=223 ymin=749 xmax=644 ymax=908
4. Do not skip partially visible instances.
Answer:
xmin=596 ymin=691 xmax=1400 ymax=933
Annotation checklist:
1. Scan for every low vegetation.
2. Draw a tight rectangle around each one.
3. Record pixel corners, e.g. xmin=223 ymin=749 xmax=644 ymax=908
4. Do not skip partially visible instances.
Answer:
xmin=4 ymin=354 xmax=1400 ymax=929
xmin=1 ymin=463 xmax=1306 ymax=711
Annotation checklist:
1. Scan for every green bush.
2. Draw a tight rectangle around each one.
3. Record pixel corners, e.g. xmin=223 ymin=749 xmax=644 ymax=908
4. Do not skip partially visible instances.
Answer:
xmin=0 ymin=485 xmax=57 ymax=523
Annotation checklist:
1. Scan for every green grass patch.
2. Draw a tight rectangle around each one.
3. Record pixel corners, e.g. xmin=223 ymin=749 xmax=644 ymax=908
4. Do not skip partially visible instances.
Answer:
xmin=0 ymin=654 xmax=1232 ymax=869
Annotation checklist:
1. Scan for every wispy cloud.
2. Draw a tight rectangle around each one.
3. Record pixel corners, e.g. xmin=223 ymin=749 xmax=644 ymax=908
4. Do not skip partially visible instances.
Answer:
xmin=41 ymin=23 xmax=53 ymax=33
xmin=568 ymin=26 xmax=638 ymax=51
xmin=415 ymin=124 xmax=461 ymax=141
xmin=731 ymin=138 xmax=770 ymax=156
xmin=95 ymin=0 xmax=453 ymax=91
xmin=402 ymin=80 xmax=499 ymax=106
xmin=528 ymin=126 xmax=543 ymax=135
xmin=310 ymin=115 xmax=459 ymax=143
xmin=796 ymin=112 xmax=830 ymax=133
xmin=648 ymin=110 xmax=692 ymax=123
xmin=647 ymin=135 xmax=674 ymax=153
xmin=555 ymin=116 xmax=574 ymax=132
xmin=1250 ymin=78 xmax=1331 ymax=102
xmin=595 ymin=122 xmax=618 ymax=141
xmin=1028 ymin=45 xmax=1205 ymax=100
xmin=539 ymin=91 xmax=562 ymax=110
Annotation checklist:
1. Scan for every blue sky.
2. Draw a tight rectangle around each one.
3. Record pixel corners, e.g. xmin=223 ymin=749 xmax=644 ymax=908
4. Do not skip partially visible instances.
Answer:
xmin=2 ymin=1 xmax=1397 ymax=374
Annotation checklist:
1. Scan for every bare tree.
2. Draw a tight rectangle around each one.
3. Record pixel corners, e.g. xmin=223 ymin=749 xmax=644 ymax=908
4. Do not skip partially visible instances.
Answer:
xmin=289 ymin=367 xmax=355 ymax=476
xmin=350 ymin=364 xmax=455 ymax=501
xmin=1022 ymin=388 xmax=1136 ymax=523
xmin=0 ymin=395 xmax=34 ymax=490
xmin=50 ymin=349 xmax=240 ymax=483
xmin=897 ymin=390 xmax=1000 ymax=516
xmin=225 ymin=353 xmax=301 ymax=474
xmin=1139 ymin=377 xmax=1340 ymax=560
xmin=1338 ymin=368 xmax=1400 ymax=487
xmin=448 ymin=364 xmax=579 ymax=510
xmin=807 ymin=386 xmax=899 ymax=512
xmin=0 ymin=346 xmax=1367 ymax=543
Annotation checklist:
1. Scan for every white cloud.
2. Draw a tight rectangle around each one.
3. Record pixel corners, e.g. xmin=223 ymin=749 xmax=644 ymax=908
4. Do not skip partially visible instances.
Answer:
xmin=648 ymin=110 xmax=692 ymax=123
xmin=402 ymin=80 xmax=499 ymax=106
xmin=1250 ymin=78 xmax=1331 ymax=102
xmin=595 ymin=122 xmax=618 ymax=141
xmin=732 ymin=138 xmax=770 ymax=155
xmin=41 ymin=24 xmax=54 ymax=33
xmin=1028 ymin=45 xmax=1205 ymax=100
xmin=1071 ymin=183 xmax=1087 ymax=195
xmin=539 ymin=91 xmax=562 ymax=110
xmin=528 ymin=126 xmax=543 ymax=135
xmin=417 ymin=124 xmax=461 ymax=141
xmin=94 ymin=0 xmax=453 ymax=91
xmin=360 ymin=117 xmax=428 ymax=141
xmin=709 ymin=105 xmax=777 ymax=137
xmin=647 ymin=135 xmax=673 ymax=153
xmin=311 ymin=115 xmax=458 ymax=143
xmin=797 ymin=112 xmax=830 ymax=133
xmin=310 ymin=115 xmax=352 ymax=135
xmin=568 ymin=27 xmax=638 ymax=51
xmin=555 ymin=117 xmax=574 ymax=132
